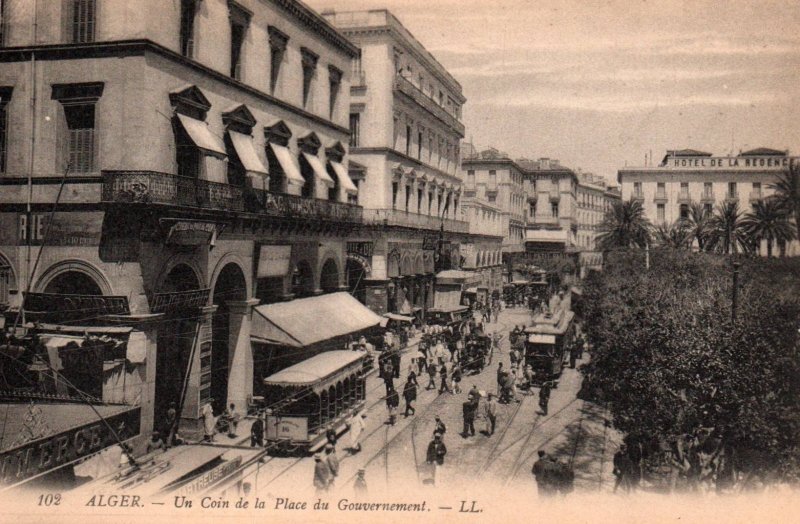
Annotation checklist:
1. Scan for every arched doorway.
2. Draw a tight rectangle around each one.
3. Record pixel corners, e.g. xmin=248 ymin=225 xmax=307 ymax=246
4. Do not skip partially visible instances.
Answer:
xmin=43 ymin=271 xmax=103 ymax=295
xmin=320 ymin=258 xmax=339 ymax=294
xmin=211 ymin=263 xmax=247 ymax=415
xmin=346 ymin=257 xmax=367 ymax=304
xmin=155 ymin=263 xmax=202 ymax=426
xmin=291 ymin=260 xmax=314 ymax=298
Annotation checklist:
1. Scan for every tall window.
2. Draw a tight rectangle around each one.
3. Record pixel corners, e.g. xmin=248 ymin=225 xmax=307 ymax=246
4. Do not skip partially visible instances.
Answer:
xmin=404 ymin=185 xmax=411 ymax=211
xmin=704 ymin=202 xmax=713 ymax=214
xmin=417 ymin=131 xmax=423 ymax=159
xmin=657 ymin=203 xmax=665 ymax=223
xmin=656 ymin=182 xmax=666 ymax=198
xmin=680 ymin=203 xmax=689 ymax=219
xmin=301 ymin=47 xmax=319 ymax=108
xmin=417 ymin=188 xmax=423 ymax=213
xmin=63 ymin=104 xmax=96 ymax=173
xmin=680 ymin=181 xmax=689 ymax=197
xmin=230 ymin=24 xmax=245 ymax=79
xmin=634 ymin=181 xmax=642 ymax=196
xmin=467 ymin=170 xmax=475 ymax=187
xmin=728 ymin=182 xmax=737 ymax=198
xmin=428 ymin=191 xmax=433 ymax=214
xmin=69 ymin=0 xmax=96 ymax=44
xmin=405 ymin=125 xmax=411 ymax=156
xmin=179 ymin=0 xmax=197 ymax=57
xmin=0 ymin=0 xmax=7 ymax=47
xmin=349 ymin=113 xmax=360 ymax=148
xmin=392 ymin=182 xmax=398 ymax=209
xmin=752 ymin=182 xmax=761 ymax=198
xmin=551 ymin=202 xmax=559 ymax=218
xmin=268 ymin=27 xmax=288 ymax=94
xmin=489 ymin=169 xmax=497 ymax=188
xmin=704 ymin=182 xmax=713 ymax=198
xmin=0 ymin=87 xmax=10 ymax=173
xmin=329 ymin=66 xmax=342 ymax=119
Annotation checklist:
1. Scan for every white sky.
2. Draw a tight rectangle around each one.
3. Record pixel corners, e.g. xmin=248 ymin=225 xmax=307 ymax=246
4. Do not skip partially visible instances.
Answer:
xmin=307 ymin=0 xmax=800 ymax=184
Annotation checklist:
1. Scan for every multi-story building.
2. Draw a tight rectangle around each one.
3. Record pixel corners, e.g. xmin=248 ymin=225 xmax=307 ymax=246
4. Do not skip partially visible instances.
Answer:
xmin=619 ymin=148 xmax=800 ymax=255
xmin=575 ymin=172 xmax=621 ymax=271
xmin=517 ymin=157 xmax=580 ymax=258
xmin=325 ymin=9 xmax=495 ymax=311
xmin=461 ymin=147 xmax=526 ymax=261
xmin=0 ymin=0 xmax=362 ymax=453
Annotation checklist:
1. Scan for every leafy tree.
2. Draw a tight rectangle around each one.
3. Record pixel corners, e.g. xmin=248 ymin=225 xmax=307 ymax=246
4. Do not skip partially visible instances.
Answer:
xmin=654 ymin=220 xmax=692 ymax=249
xmin=768 ymin=163 xmax=800 ymax=241
xmin=597 ymin=199 xmax=652 ymax=251
xmin=741 ymin=199 xmax=796 ymax=257
xmin=706 ymin=201 xmax=753 ymax=255
xmin=582 ymin=249 xmax=800 ymax=491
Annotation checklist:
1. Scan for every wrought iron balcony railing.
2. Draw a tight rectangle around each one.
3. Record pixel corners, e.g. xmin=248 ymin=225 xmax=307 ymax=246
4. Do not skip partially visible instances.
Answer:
xmin=363 ymin=208 xmax=469 ymax=233
xmin=394 ymin=75 xmax=465 ymax=136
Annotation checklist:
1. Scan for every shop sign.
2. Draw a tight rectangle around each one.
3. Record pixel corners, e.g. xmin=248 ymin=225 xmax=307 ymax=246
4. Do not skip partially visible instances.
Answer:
xmin=257 ymin=244 xmax=292 ymax=278
xmin=0 ymin=407 xmax=141 ymax=486
xmin=422 ymin=236 xmax=438 ymax=250
xmin=346 ymin=254 xmax=372 ymax=276
xmin=149 ymin=289 xmax=211 ymax=313
xmin=347 ymin=241 xmax=373 ymax=258
xmin=23 ymin=293 xmax=130 ymax=321
xmin=173 ymin=456 xmax=243 ymax=496
xmin=164 ymin=221 xmax=219 ymax=246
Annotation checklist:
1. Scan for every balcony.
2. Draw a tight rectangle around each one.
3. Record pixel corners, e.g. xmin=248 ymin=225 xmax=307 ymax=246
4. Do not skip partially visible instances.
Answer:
xmin=549 ymin=191 xmax=560 ymax=202
xmin=631 ymin=192 xmax=644 ymax=202
xmin=394 ymin=75 xmax=466 ymax=137
xmin=363 ymin=208 xmax=469 ymax=233
xmin=678 ymin=191 xmax=691 ymax=203
xmin=102 ymin=170 xmax=244 ymax=212
xmin=725 ymin=192 xmax=739 ymax=204
xmin=749 ymin=191 xmax=763 ymax=202
xmin=701 ymin=192 xmax=715 ymax=203
xmin=102 ymin=171 xmax=363 ymax=223
xmin=654 ymin=191 xmax=668 ymax=203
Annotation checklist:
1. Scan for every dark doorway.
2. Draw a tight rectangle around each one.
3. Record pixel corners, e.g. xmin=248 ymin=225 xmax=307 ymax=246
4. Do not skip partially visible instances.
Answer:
xmin=291 ymin=260 xmax=314 ymax=298
xmin=211 ymin=264 xmax=247 ymax=415
xmin=44 ymin=271 xmax=103 ymax=295
xmin=320 ymin=258 xmax=339 ymax=294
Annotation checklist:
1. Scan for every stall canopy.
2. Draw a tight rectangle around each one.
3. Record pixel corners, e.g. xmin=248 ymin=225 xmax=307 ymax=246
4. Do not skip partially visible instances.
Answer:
xmin=252 ymin=292 xmax=382 ymax=347
xmin=433 ymin=289 xmax=461 ymax=311
xmin=383 ymin=312 xmax=414 ymax=322
xmin=263 ymin=350 xmax=365 ymax=389
xmin=435 ymin=270 xmax=481 ymax=286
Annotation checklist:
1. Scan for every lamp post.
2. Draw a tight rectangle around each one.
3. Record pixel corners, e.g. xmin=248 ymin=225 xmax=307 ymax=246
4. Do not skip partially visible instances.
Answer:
xmin=732 ymin=261 xmax=740 ymax=325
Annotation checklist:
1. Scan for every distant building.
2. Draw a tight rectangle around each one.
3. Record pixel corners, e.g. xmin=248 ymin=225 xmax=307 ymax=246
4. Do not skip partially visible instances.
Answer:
xmin=618 ymin=148 xmax=800 ymax=256
xmin=325 ymin=9 xmax=503 ymax=306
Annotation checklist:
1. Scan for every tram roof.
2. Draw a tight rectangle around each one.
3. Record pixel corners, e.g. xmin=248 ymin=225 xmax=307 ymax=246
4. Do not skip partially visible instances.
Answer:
xmin=252 ymin=292 xmax=382 ymax=347
xmin=263 ymin=350 xmax=366 ymax=387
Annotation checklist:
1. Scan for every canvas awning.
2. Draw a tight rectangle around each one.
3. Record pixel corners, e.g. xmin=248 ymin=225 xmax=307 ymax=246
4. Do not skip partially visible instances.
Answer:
xmin=436 ymin=270 xmax=481 ymax=285
xmin=383 ymin=313 xmax=414 ymax=322
xmin=176 ymin=114 xmax=226 ymax=157
xmin=252 ymin=292 xmax=382 ymax=348
xmin=329 ymin=161 xmax=358 ymax=195
xmin=433 ymin=289 xmax=462 ymax=310
xmin=302 ymin=152 xmax=335 ymax=187
xmin=229 ymin=131 xmax=268 ymax=176
xmin=270 ymin=143 xmax=305 ymax=187
xmin=263 ymin=350 xmax=365 ymax=388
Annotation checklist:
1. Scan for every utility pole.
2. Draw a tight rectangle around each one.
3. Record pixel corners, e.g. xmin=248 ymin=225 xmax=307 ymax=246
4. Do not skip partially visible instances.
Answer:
xmin=732 ymin=261 xmax=740 ymax=325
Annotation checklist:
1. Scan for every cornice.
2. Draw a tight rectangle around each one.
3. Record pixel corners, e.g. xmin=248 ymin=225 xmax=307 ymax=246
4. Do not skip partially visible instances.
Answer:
xmin=266 ymin=0 xmax=359 ymax=57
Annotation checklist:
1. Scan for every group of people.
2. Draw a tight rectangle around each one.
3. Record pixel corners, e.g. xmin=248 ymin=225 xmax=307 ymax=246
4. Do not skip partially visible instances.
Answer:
xmin=532 ymin=449 xmax=575 ymax=496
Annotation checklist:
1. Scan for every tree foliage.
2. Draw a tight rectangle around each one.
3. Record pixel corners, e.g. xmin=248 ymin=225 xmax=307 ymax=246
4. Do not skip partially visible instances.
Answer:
xmin=582 ymin=249 xmax=800 ymax=490
xmin=741 ymin=198 xmax=796 ymax=258
xmin=597 ymin=199 xmax=652 ymax=251
xmin=706 ymin=201 xmax=753 ymax=255
xmin=769 ymin=163 xmax=800 ymax=241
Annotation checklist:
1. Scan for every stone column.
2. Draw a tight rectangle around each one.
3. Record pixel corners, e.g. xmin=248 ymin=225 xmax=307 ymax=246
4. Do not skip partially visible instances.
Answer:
xmin=226 ymin=298 xmax=260 ymax=417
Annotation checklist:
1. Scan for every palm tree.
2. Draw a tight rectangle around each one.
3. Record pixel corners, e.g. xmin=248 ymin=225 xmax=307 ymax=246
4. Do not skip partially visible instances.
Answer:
xmin=706 ymin=201 xmax=753 ymax=255
xmin=685 ymin=201 xmax=713 ymax=251
xmin=741 ymin=199 xmax=796 ymax=257
xmin=654 ymin=220 xmax=692 ymax=249
xmin=769 ymin=163 xmax=800 ymax=241
xmin=597 ymin=199 xmax=652 ymax=250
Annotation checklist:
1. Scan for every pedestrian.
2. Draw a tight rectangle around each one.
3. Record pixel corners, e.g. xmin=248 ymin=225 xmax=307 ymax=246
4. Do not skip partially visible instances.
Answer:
xmin=346 ymin=411 xmax=366 ymax=453
xmin=326 ymin=427 xmax=338 ymax=448
xmin=496 ymin=362 xmax=505 ymax=397
xmin=313 ymin=453 xmax=331 ymax=495
xmin=250 ymin=411 xmax=264 ymax=447
xmin=403 ymin=375 xmax=417 ymax=417
xmin=484 ymin=393 xmax=497 ymax=435
xmin=613 ymin=444 xmax=633 ymax=493
xmin=532 ymin=450 xmax=556 ymax=497
xmin=439 ymin=364 xmax=450 ymax=394
xmin=164 ymin=401 xmax=177 ymax=448
xmin=450 ymin=362 xmax=462 ymax=394
xmin=406 ymin=363 xmax=418 ymax=386
xmin=325 ymin=443 xmax=339 ymax=489
xmin=223 ymin=403 xmax=240 ymax=438
xmin=386 ymin=387 xmax=399 ymax=425
xmin=426 ymin=433 xmax=447 ymax=485
xmin=417 ymin=348 xmax=427 ymax=375
xmin=146 ymin=431 xmax=166 ymax=454
xmin=426 ymin=359 xmax=437 ymax=390
xmin=461 ymin=397 xmax=476 ymax=438
xmin=539 ymin=381 xmax=551 ymax=415
xmin=382 ymin=359 xmax=395 ymax=394
xmin=353 ymin=469 xmax=368 ymax=496
xmin=434 ymin=415 xmax=447 ymax=436
xmin=569 ymin=344 xmax=577 ymax=369
xmin=391 ymin=348 xmax=401 ymax=379
xmin=200 ymin=399 xmax=216 ymax=442
xmin=523 ymin=365 xmax=535 ymax=393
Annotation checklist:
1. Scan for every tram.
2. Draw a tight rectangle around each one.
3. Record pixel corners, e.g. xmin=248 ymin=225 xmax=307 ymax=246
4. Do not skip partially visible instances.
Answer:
xmin=524 ymin=307 xmax=575 ymax=382
xmin=262 ymin=350 xmax=369 ymax=455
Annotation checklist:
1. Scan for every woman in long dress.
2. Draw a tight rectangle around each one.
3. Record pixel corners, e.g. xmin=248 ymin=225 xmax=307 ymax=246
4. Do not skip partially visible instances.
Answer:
xmin=348 ymin=411 xmax=366 ymax=453
xmin=201 ymin=401 xmax=216 ymax=442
